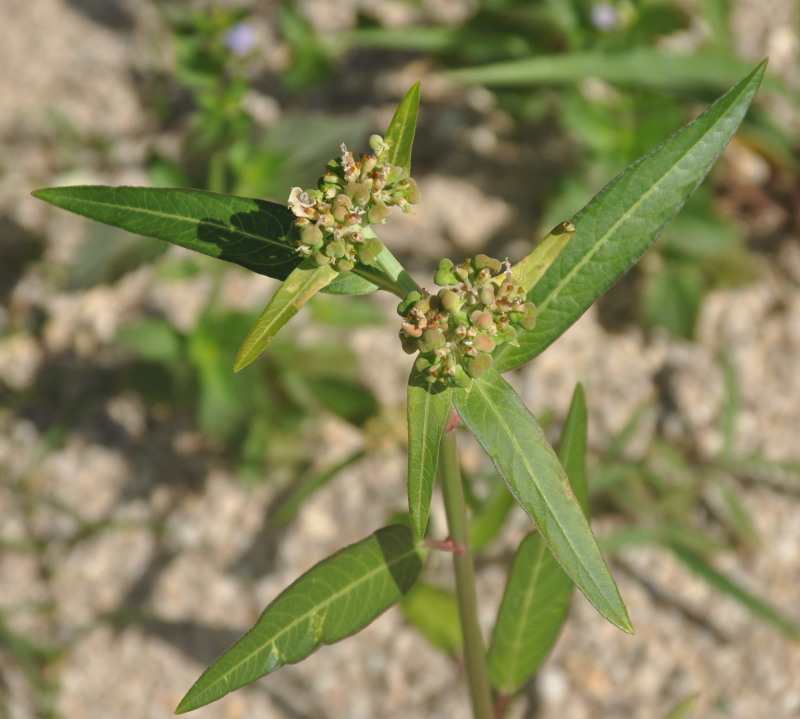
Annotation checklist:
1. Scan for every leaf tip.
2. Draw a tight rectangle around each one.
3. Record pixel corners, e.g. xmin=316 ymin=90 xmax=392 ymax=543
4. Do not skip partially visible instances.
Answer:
xmin=174 ymin=695 xmax=193 ymax=714
xmin=233 ymin=355 xmax=251 ymax=373
xmin=615 ymin=611 xmax=635 ymax=635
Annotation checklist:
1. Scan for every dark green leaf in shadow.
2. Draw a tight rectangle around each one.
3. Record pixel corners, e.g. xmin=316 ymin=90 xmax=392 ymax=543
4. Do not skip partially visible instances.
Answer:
xmin=454 ymin=371 xmax=631 ymax=633
xmin=176 ymin=525 xmax=424 ymax=713
xmin=668 ymin=541 xmax=800 ymax=638
xmin=487 ymin=383 xmax=590 ymax=691
xmin=407 ymin=370 xmax=452 ymax=538
xmin=32 ymin=186 xmax=378 ymax=295
xmin=384 ymin=82 xmax=420 ymax=176
xmin=234 ymin=260 xmax=338 ymax=372
xmin=494 ymin=61 xmax=767 ymax=372
xmin=33 ymin=186 xmax=299 ymax=277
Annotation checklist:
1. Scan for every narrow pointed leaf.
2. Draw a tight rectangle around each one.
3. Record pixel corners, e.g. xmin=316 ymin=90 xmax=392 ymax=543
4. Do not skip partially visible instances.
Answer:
xmin=384 ymin=82 xmax=420 ymax=175
xmin=234 ymin=260 xmax=338 ymax=372
xmin=453 ymin=370 xmax=631 ymax=633
xmin=559 ymin=383 xmax=589 ymax=517
xmin=407 ymin=370 xmax=452 ymax=538
xmin=494 ymin=61 xmax=766 ymax=372
xmin=487 ymin=383 xmax=590 ymax=691
xmin=509 ymin=220 xmax=575 ymax=294
xmin=176 ymin=525 xmax=424 ymax=713
xmin=441 ymin=48 xmax=773 ymax=94
xmin=668 ymin=541 xmax=800 ymax=638
xmin=488 ymin=533 xmax=573 ymax=691
xmin=32 ymin=186 xmax=378 ymax=295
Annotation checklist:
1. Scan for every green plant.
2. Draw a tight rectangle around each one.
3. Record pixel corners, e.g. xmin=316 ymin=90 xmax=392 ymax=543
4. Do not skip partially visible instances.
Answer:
xmin=332 ymin=0 xmax=794 ymax=338
xmin=33 ymin=62 xmax=767 ymax=718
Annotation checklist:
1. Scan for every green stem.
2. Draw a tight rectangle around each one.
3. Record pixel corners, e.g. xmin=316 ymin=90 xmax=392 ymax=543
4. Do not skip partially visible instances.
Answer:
xmin=439 ymin=412 xmax=494 ymax=719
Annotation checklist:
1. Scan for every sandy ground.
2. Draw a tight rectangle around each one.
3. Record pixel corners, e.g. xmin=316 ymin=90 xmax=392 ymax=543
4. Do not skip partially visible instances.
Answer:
xmin=1 ymin=1 xmax=799 ymax=718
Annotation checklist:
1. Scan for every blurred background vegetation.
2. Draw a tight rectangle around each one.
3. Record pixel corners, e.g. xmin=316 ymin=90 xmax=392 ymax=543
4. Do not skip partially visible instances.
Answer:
xmin=2 ymin=1 xmax=799 ymax=717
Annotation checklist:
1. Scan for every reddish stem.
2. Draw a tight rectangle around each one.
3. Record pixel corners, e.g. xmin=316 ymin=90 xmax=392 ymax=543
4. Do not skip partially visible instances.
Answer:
xmin=424 ymin=536 xmax=466 ymax=554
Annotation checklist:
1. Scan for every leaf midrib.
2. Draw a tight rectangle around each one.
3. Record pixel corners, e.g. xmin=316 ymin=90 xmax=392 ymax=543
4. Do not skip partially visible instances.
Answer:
xmin=409 ymin=386 xmax=444 ymax=526
xmin=470 ymin=377 xmax=611 ymax=613
xmin=184 ymin=539 xmax=419 ymax=707
xmin=51 ymin=193 xmax=293 ymax=251
xmin=535 ymin=110 xmax=727 ymax=319
xmin=495 ymin=536 xmax=548 ymax=685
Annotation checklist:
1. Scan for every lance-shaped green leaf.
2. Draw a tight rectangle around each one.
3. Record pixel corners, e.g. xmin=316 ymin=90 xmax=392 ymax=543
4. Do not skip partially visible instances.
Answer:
xmin=453 ymin=371 xmax=631 ymax=633
xmin=441 ymin=48 xmax=775 ymax=94
xmin=384 ymin=82 xmax=420 ymax=176
xmin=176 ymin=525 xmax=424 ymax=713
xmin=31 ymin=186 xmax=378 ymax=295
xmin=235 ymin=260 xmax=338 ymax=372
xmin=407 ymin=370 xmax=452 ymax=538
xmin=559 ymin=383 xmax=589 ymax=517
xmin=487 ymin=383 xmax=589 ymax=691
xmin=488 ymin=533 xmax=572 ymax=692
xmin=493 ymin=61 xmax=766 ymax=373
xmin=508 ymin=220 xmax=575 ymax=294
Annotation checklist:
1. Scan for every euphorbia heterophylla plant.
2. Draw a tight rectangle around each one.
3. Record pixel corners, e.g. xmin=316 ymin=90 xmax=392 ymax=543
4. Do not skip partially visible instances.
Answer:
xmin=33 ymin=61 xmax=766 ymax=718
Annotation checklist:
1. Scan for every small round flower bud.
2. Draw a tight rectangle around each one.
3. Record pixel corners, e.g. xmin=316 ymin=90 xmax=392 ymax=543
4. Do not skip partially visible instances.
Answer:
xmin=367 ymin=202 xmax=390 ymax=224
xmin=422 ymin=329 xmax=446 ymax=350
xmin=398 ymin=291 xmax=422 ymax=316
xmin=434 ymin=258 xmax=459 ymax=287
xmin=471 ymin=311 xmax=494 ymax=331
xmin=438 ymin=288 xmax=463 ymax=315
xmin=325 ymin=238 xmax=346 ymax=259
xmin=346 ymin=182 xmax=371 ymax=207
xmin=314 ymin=250 xmax=330 ymax=266
xmin=479 ymin=284 xmax=496 ymax=307
xmin=465 ymin=353 xmax=493 ymax=379
xmin=300 ymin=224 xmax=324 ymax=249
xmin=474 ymin=254 xmax=502 ymax=274
xmin=472 ymin=333 xmax=496 ymax=353
xmin=357 ymin=237 xmax=384 ymax=265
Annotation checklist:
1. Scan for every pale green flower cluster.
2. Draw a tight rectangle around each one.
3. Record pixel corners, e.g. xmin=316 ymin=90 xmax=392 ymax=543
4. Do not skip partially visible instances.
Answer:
xmin=287 ymin=135 xmax=420 ymax=272
xmin=399 ymin=255 xmax=536 ymax=387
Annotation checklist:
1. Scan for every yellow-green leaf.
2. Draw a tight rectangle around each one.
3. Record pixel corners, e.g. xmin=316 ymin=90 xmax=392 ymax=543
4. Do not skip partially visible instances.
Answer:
xmin=234 ymin=260 xmax=338 ymax=371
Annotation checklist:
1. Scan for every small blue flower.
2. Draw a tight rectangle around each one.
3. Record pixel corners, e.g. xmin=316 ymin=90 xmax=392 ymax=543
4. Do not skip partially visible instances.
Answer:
xmin=591 ymin=3 xmax=619 ymax=31
xmin=225 ymin=22 xmax=257 ymax=56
